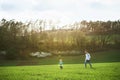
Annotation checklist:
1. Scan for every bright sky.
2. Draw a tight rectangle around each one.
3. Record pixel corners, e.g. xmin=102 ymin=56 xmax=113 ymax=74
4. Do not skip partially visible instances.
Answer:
xmin=0 ymin=0 xmax=120 ymax=26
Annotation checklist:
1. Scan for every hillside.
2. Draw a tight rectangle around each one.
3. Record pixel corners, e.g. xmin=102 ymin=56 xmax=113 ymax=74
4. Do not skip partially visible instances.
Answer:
xmin=0 ymin=50 xmax=120 ymax=66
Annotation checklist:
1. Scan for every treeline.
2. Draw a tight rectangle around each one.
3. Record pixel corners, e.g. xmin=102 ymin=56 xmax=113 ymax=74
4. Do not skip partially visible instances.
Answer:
xmin=0 ymin=19 xmax=120 ymax=59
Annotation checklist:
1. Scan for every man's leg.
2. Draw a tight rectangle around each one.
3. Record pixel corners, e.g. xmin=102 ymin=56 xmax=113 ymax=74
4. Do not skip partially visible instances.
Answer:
xmin=88 ymin=61 xmax=92 ymax=68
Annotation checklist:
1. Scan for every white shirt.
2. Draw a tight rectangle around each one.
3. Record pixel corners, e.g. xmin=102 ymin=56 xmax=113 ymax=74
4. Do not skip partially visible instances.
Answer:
xmin=85 ymin=53 xmax=91 ymax=60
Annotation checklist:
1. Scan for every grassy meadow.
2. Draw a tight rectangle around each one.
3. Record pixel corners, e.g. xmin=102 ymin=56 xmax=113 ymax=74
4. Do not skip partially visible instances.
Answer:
xmin=0 ymin=50 xmax=120 ymax=80
xmin=0 ymin=63 xmax=120 ymax=80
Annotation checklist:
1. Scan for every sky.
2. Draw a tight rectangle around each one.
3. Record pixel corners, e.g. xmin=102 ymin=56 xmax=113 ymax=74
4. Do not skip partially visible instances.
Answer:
xmin=0 ymin=0 xmax=120 ymax=26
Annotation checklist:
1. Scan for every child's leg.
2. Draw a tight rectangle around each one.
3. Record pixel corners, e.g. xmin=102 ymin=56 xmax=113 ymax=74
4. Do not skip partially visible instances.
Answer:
xmin=60 ymin=66 xmax=63 ymax=69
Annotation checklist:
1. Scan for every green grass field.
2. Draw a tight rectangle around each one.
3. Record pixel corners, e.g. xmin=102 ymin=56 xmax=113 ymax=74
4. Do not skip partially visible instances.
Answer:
xmin=0 ymin=62 xmax=120 ymax=80
xmin=0 ymin=50 xmax=120 ymax=80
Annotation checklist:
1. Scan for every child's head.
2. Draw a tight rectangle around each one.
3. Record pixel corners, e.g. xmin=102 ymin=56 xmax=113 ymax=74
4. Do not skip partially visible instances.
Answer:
xmin=59 ymin=58 xmax=62 ymax=61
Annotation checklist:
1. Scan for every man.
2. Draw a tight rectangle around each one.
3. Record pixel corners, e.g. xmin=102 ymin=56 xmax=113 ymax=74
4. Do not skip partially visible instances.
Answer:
xmin=84 ymin=50 xmax=92 ymax=68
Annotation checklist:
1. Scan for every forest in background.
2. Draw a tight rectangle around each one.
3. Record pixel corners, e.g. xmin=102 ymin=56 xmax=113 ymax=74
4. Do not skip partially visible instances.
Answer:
xmin=0 ymin=19 xmax=120 ymax=60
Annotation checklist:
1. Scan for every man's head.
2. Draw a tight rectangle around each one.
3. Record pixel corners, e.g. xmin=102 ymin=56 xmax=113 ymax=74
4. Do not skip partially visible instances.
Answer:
xmin=84 ymin=49 xmax=88 ymax=54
